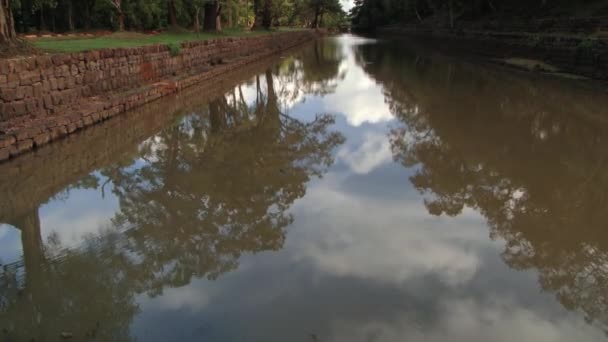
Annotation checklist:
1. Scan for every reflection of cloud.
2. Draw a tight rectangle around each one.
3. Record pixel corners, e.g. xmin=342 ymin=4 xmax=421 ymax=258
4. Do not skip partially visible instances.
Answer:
xmin=329 ymin=298 xmax=605 ymax=342
xmin=323 ymin=39 xmax=394 ymax=127
xmin=154 ymin=285 xmax=211 ymax=312
xmin=290 ymin=183 xmax=486 ymax=287
xmin=0 ymin=224 xmax=22 ymax=263
xmin=337 ymin=132 xmax=392 ymax=174
xmin=340 ymin=0 xmax=354 ymax=11
xmin=41 ymin=189 xmax=117 ymax=249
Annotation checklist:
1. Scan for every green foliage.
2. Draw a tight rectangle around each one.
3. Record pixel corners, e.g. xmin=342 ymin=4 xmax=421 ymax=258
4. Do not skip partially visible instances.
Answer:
xmin=350 ymin=0 xmax=608 ymax=31
xmin=577 ymin=37 xmax=601 ymax=51
xmin=6 ymin=0 xmax=346 ymax=34
xmin=32 ymin=29 xmax=274 ymax=52
xmin=167 ymin=41 xmax=181 ymax=56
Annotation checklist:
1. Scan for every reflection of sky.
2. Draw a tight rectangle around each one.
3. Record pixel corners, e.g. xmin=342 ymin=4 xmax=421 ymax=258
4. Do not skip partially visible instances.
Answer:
xmin=130 ymin=158 xmax=604 ymax=341
xmin=0 ymin=35 xmax=604 ymax=341
xmin=129 ymin=37 xmax=604 ymax=340
xmin=290 ymin=35 xmax=395 ymax=127
xmin=0 ymin=224 xmax=21 ymax=264
xmin=39 ymin=183 xmax=119 ymax=249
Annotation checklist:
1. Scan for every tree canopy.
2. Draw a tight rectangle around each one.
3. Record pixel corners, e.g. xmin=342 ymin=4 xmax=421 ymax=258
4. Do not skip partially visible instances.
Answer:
xmin=351 ymin=0 xmax=608 ymax=31
xmin=0 ymin=0 xmax=346 ymax=36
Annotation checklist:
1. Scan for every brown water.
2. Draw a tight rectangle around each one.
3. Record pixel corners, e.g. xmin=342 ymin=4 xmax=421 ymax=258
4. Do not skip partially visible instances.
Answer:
xmin=1 ymin=35 xmax=608 ymax=341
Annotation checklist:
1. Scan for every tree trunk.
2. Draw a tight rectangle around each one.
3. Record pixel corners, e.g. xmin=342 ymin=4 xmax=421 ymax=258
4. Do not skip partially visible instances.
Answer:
xmin=39 ymin=6 xmax=46 ymax=32
xmin=168 ymin=0 xmax=178 ymax=27
xmin=262 ymin=0 xmax=272 ymax=29
xmin=216 ymin=4 xmax=223 ymax=31
xmin=118 ymin=11 xmax=125 ymax=31
xmin=84 ymin=0 xmax=92 ymax=30
xmin=252 ymin=0 xmax=263 ymax=29
xmin=203 ymin=1 xmax=221 ymax=31
xmin=0 ymin=0 xmax=17 ymax=45
xmin=449 ymin=0 xmax=454 ymax=29
xmin=67 ymin=0 xmax=74 ymax=31
xmin=193 ymin=6 xmax=201 ymax=32
xmin=20 ymin=0 xmax=30 ymax=32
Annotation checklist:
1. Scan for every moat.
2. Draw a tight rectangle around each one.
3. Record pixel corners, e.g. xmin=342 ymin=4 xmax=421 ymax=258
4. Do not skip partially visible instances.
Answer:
xmin=1 ymin=35 xmax=608 ymax=341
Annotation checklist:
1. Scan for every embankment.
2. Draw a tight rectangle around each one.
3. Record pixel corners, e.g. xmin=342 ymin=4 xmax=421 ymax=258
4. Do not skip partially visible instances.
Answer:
xmin=0 ymin=30 xmax=319 ymax=162
xmin=378 ymin=21 xmax=608 ymax=81
xmin=0 ymin=52 xmax=296 ymax=223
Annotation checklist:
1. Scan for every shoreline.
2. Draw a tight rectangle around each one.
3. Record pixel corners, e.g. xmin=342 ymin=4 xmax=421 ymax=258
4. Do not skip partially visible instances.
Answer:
xmin=0 ymin=30 xmax=320 ymax=163
xmin=0 ymin=49 xmax=308 ymax=222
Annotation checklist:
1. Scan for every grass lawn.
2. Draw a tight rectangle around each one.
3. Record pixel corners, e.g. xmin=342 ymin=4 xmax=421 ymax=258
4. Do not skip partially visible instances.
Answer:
xmin=31 ymin=28 xmax=299 ymax=53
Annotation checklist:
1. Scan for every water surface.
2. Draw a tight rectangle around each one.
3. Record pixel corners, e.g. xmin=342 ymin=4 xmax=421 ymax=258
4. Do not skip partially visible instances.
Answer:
xmin=1 ymin=35 xmax=608 ymax=341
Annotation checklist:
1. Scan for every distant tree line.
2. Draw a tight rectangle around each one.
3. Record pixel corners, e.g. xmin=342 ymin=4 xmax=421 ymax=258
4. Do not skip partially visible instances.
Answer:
xmin=351 ymin=0 xmax=608 ymax=31
xmin=0 ymin=0 xmax=346 ymax=48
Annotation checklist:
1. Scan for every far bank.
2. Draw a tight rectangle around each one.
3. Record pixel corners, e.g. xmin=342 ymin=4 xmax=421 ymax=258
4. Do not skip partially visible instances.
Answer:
xmin=376 ymin=24 xmax=608 ymax=82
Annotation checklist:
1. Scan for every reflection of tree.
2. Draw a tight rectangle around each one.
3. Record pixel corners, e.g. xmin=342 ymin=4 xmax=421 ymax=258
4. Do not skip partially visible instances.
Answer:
xmin=105 ymin=68 xmax=344 ymax=296
xmin=298 ymin=39 xmax=346 ymax=96
xmin=356 ymin=41 xmax=608 ymax=332
xmin=0 ymin=215 xmax=138 ymax=341
xmin=272 ymin=38 xmax=347 ymax=109
xmin=0 ymin=65 xmax=344 ymax=339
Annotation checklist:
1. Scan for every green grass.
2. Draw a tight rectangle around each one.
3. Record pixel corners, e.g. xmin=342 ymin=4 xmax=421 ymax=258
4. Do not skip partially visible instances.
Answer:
xmin=31 ymin=28 xmax=296 ymax=53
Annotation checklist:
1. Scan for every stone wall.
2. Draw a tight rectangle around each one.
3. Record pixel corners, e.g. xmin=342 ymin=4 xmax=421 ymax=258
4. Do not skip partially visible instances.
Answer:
xmin=0 ymin=30 xmax=318 ymax=162
xmin=0 ymin=53 xmax=289 ymax=224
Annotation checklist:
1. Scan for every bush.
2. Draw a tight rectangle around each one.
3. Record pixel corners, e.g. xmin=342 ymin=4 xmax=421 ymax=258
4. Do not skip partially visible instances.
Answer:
xmin=167 ymin=42 xmax=181 ymax=57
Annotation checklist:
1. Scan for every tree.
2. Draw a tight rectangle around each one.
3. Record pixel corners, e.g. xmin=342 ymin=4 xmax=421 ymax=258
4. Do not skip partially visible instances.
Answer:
xmin=203 ymin=0 xmax=222 ymax=31
xmin=107 ymin=0 xmax=125 ymax=31
xmin=309 ymin=0 xmax=341 ymax=28
xmin=0 ymin=0 xmax=18 ymax=46
xmin=167 ymin=0 xmax=178 ymax=27
xmin=185 ymin=0 xmax=205 ymax=31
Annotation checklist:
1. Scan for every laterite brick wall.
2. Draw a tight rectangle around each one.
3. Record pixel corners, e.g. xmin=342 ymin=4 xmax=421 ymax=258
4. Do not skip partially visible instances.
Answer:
xmin=0 ymin=31 xmax=315 ymax=122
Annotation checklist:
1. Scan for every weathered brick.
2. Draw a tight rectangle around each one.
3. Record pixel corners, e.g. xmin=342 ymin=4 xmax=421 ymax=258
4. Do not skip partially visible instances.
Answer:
xmin=49 ymin=78 xmax=58 ymax=90
xmin=0 ymin=135 xmax=16 ymax=148
xmin=57 ymin=77 xmax=66 ymax=90
xmin=0 ymin=147 xmax=9 ymax=161
xmin=0 ymin=87 xmax=16 ymax=101
xmin=43 ymin=95 xmax=53 ymax=109
xmin=52 ymin=54 xmax=68 ymax=66
xmin=33 ymin=82 xmax=43 ymax=98
xmin=12 ymin=101 xmax=26 ymax=116
xmin=34 ymin=132 xmax=50 ymax=146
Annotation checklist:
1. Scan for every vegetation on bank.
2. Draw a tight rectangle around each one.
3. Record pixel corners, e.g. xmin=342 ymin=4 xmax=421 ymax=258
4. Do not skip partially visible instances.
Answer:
xmin=351 ymin=0 xmax=608 ymax=32
xmin=0 ymin=0 xmax=346 ymax=57
xmin=31 ymin=29 xmax=287 ymax=53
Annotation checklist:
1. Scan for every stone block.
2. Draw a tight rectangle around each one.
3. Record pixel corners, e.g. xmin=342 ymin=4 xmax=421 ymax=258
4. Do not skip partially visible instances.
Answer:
xmin=0 ymin=147 xmax=9 ymax=161
xmin=12 ymin=101 xmax=26 ymax=116
xmin=0 ymin=87 xmax=16 ymax=101
xmin=0 ymin=135 xmax=16 ymax=148
xmin=17 ymin=138 xmax=33 ymax=150
xmin=34 ymin=132 xmax=50 ymax=146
